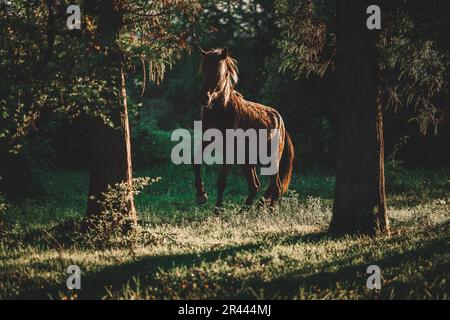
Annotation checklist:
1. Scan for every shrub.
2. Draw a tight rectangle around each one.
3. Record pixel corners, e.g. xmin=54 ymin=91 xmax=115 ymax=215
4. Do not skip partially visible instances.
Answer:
xmin=0 ymin=136 xmax=54 ymax=198
xmin=84 ymin=177 xmax=160 ymax=249
xmin=131 ymin=117 xmax=173 ymax=168
xmin=0 ymin=187 xmax=6 ymax=232
xmin=0 ymin=185 xmax=25 ymax=246
xmin=385 ymin=136 xmax=409 ymax=192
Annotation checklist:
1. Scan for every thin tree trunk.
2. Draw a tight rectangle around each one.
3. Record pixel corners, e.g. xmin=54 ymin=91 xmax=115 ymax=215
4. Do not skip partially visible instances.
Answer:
xmin=330 ymin=0 xmax=389 ymax=235
xmin=376 ymin=88 xmax=389 ymax=232
xmin=119 ymin=64 xmax=136 ymax=223
xmin=85 ymin=66 xmax=136 ymax=224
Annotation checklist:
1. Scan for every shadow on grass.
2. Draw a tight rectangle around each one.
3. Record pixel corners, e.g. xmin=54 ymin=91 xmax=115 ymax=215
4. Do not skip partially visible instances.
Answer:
xmin=262 ymin=221 xmax=450 ymax=299
xmin=15 ymin=222 xmax=450 ymax=299
xmin=15 ymin=230 xmax=331 ymax=299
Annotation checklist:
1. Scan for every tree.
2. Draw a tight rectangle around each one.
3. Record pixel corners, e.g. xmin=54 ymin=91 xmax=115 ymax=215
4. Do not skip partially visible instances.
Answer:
xmin=329 ymin=0 xmax=388 ymax=235
xmin=275 ymin=0 xmax=448 ymax=235
xmin=0 ymin=0 xmax=201 ymax=233
xmin=83 ymin=0 xmax=201 ymax=230
xmin=83 ymin=1 xmax=136 ymax=227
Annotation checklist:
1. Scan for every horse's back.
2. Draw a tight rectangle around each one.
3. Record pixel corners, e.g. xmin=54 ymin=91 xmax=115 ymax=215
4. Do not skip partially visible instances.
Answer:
xmin=201 ymin=95 xmax=285 ymax=133
xmin=237 ymin=99 xmax=285 ymax=131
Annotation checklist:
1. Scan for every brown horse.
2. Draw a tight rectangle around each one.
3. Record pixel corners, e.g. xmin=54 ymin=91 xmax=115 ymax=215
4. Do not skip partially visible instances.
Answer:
xmin=194 ymin=48 xmax=294 ymax=211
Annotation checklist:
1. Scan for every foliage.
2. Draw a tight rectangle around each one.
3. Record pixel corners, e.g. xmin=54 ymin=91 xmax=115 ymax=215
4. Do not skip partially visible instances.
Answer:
xmin=380 ymin=10 xmax=449 ymax=134
xmin=0 ymin=185 xmax=6 ymax=232
xmin=276 ymin=0 xmax=335 ymax=78
xmin=0 ymin=0 xmax=201 ymax=151
xmin=0 ymin=0 xmax=202 ymax=202
xmin=0 ymin=181 xmax=27 ymax=248
xmin=0 ymin=0 xmax=89 ymax=151
xmin=119 ymin=0 xmax=201 ymax=86
xmin=274 ymin=0 xmax=449 ymax=134
xmin=0 ymin=191 xmax=5 ymax=213
xmin=260 ymin=55 xmax=335 ymax=167
xmin=0 ymin=136 xmax=55 ymax=197
xmin=384 ymin=135 xmax=408 ymax=190
xmin=131 ymin=117 xmax=173 ymax=167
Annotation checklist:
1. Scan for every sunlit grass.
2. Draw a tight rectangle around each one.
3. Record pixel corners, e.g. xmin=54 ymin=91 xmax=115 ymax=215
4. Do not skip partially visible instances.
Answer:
xmin=0 ymin=166 xmax=449 ymax=299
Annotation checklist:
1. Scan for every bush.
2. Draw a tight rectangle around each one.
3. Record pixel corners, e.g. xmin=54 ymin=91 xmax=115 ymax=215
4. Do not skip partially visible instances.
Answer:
xmin=0 ymin=136 xmax=54 ymax=198
xmin=131 ymin=116 xmax=174 ymax=168
xmin=0 ymin=185 xmax=24 ymax=245
xmin=0 ymin=187 xmax=6 ymax=231
xmin=84 ymin=177 xmax=160 ymax=249
xmin=385 ymin=136 xmax=409 ymax=192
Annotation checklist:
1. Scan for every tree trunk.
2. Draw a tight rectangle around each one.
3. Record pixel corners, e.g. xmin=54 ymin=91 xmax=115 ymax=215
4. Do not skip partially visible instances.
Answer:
xmin=85 ymin=66 xmax=136 ymax=224
xmin=330 ymin=0 xmax=389 ymax=235
xmin=85 ymin=1 xmax=136 ymax=227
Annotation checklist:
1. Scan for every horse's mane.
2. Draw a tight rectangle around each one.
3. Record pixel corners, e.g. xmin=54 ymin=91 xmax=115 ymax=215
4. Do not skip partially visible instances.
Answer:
xmin=204 ymin=49 xmax=243 ymax=107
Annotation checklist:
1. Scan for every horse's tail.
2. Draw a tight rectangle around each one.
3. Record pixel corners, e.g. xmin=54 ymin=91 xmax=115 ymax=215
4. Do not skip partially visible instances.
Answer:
xmin=279 ymin=131 xmax=295 ymax=194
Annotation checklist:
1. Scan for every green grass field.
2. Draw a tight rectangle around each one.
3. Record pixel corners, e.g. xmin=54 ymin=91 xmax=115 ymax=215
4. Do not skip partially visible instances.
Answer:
xmin=0 ymin=165 xmax=449 ymax=299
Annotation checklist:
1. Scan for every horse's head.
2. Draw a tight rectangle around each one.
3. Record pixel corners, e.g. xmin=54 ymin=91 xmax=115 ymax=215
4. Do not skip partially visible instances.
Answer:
xmin=199 ymin=47 xmax=237 ymax=108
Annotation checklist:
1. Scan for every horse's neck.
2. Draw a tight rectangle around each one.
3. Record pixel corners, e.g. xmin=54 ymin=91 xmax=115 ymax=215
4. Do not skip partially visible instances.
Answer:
xmin=228 ymin=91 xmax=247 ymax=113
xmin=209 ymin=89 xmax=235 ymax=110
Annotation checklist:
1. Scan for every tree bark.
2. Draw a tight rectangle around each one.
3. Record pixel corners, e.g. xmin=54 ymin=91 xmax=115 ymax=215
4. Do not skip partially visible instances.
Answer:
xmin=330 ymin=0 xmax=389 ymax=235
xmin=85 ymin=1 xmax=136 ymax=227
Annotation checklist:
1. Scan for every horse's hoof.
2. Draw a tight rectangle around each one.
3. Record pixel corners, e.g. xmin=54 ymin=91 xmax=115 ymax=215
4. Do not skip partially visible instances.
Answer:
xmin=213 ymin=206 xmax=223 ymax=215
xmin=196 ymin=193 xmax=208 ymax=205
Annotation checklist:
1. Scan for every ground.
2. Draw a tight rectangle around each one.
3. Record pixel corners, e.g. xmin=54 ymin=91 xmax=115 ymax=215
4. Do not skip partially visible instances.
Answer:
xmin=0 ymin=165 xmax=449 ymax=299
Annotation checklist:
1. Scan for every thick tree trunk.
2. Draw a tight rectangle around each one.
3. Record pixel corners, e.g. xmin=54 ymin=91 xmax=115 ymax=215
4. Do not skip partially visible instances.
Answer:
xmin=85 ymin=1 xmax=136 ymax=226
xmin=330 ymin=0 xmax=389 ymax=235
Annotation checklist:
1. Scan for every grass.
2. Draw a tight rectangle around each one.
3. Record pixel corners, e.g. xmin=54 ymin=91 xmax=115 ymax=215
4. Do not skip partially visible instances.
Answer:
xmin=0 ymin=165 xmax=449 ymax=299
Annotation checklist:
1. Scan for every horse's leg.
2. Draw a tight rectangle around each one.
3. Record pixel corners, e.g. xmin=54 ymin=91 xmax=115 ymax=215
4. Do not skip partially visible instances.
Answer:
xmin=241 ymin=164 xmax=260 ymax=210
xmin=214 ymin=164 xmax=231 ymax=213
xmin=258 ymin=136 xmax=283 ymax=208
xmin=194 ymin=164 xmax=207 ymax=204
xmin=260 ymin=174 xmax=282 ymax=208
xmin=194 ymin=140 xmax=210 ymax=204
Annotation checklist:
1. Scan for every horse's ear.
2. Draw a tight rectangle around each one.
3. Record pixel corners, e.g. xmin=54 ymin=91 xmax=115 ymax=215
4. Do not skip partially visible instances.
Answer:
xmin=220 ymin=47 xmax=228 ymax=60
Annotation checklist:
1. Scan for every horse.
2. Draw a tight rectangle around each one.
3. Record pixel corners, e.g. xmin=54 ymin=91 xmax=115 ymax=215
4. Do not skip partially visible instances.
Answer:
xmin=193 ymin=47 xmax=295 ymax=212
